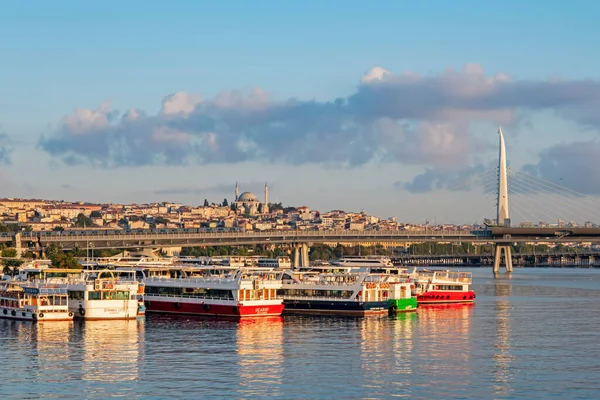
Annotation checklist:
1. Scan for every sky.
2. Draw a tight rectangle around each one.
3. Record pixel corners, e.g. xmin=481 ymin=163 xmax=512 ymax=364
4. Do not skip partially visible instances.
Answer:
xmin=1 ymin=0 xmax=600 ymax=224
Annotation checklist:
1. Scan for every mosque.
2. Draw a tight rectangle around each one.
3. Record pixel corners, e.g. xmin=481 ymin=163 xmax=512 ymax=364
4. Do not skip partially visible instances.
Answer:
xmin=232 ymin=182 xmax=269 ymax=215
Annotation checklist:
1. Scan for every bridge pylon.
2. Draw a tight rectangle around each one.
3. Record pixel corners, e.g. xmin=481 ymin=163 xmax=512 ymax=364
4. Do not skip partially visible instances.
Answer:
xmin=293 ymin=243 xmax=310 ymax=268
xmin=493 ymin=245 xmax=513 ymax=273
xmin=493 ymin=127 xmax=513 ymax=273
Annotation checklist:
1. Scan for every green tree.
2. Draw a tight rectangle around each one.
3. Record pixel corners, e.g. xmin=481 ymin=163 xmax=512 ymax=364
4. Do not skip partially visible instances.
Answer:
xmin=204 ymin=199 xmax=209 ymax=207
xmin=223 ymin=198 xmax=229 ymax=207
xmin=52 ymin=226 xmax=65 ymax=232
xmin=2 ymin=248 xmax=18 ymax=257
xmin=90 ymin=210 xmax=103 ymax=218
xmin=21 ymin=250 xmax=35 ymax=259
xmin=2 ymin=258 xmax=23 ymax=277
xmin=73 ymin=213 xmax=96 ymax=228
xmin=51 ymin=252 xmax=81 ymax=269
xmin=268 ymin=203 xmax=283 ymax=212
xmin=0 ymin=224 xmax=21 ymax=233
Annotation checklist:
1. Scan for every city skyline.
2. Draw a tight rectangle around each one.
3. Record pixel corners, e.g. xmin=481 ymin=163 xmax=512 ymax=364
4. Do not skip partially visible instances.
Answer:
xmin=1 ymin=1 xmax=600 ymax=224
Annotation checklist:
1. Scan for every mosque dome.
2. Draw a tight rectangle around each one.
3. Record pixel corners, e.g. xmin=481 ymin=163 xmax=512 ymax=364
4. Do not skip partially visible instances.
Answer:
xmin=238 ymin=192 xmax=259 ymax=202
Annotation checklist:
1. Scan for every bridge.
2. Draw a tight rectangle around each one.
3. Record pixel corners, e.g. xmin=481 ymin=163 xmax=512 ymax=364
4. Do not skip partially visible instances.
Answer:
xmin=5 ymin=128 xmax=600 ymax=270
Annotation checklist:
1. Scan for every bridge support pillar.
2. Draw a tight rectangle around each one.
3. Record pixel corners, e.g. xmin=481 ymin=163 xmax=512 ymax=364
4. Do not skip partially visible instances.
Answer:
xmin=293 ymin=243 xmax=310 ymax=268
xmin=13 ymin=232 xmax=22 ymax=258
xmin=493 ymin=244 xmax=513 ymax=273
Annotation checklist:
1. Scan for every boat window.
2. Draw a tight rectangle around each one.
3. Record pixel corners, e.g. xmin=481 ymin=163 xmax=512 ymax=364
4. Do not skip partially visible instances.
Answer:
xmin=88 ymin=291 xmax=102 ymax=300
xmin=69 ymin=291 xmax=85 ymax=300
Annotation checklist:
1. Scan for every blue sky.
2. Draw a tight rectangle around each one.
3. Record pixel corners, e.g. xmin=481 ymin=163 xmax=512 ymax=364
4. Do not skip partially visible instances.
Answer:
xmin=1 ymin=1 xmax=600 ymax=224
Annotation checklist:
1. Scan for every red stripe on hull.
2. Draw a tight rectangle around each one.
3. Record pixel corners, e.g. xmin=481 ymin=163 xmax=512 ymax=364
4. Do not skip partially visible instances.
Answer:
xmin=145 ymin=300 xmax=284 ymax=318
xmin=418 ymin=290 xmax=476 ymax=305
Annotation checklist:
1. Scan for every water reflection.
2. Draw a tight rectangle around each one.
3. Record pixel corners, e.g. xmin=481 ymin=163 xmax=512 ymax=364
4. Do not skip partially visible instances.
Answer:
xmin=493 ymin=278 xmax=514 ymax=397
xmin=389 ymin=311 xmax=417 ymax=397
xmin=80 ymin=319 xmax=143 ymax=382
xmin=416 ymin=304 xmax=474 ymax=394
xmin=236 ymin=317 xmax=284 ymax=398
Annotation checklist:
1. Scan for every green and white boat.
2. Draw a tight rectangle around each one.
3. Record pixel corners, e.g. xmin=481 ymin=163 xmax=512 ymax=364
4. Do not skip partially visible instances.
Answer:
xmin=388 ymin=281 xmax=417 ymax=313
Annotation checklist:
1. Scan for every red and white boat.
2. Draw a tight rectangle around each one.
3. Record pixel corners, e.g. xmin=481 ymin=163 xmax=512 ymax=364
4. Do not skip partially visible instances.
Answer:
xmin=142 ymin=266 xmax=284 ymax=318
xmin=413 ymin=269 xmax=475 ymax=304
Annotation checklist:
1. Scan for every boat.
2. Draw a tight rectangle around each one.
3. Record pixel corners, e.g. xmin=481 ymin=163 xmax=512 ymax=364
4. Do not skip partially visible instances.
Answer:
xmin=331 ymin=256 xmax=395 ymax=269
xmin=279 ymin=270 xmax=407 ymax=316
xmin=412 ymin=269 xmax=475 ymax=304
xmin=142 ymin=266 xmax=284 ymax=318
xmin=0 ymin=283 xmax=73 ymax=322
xmin=67 ymin=269 xmax=143 ymax=320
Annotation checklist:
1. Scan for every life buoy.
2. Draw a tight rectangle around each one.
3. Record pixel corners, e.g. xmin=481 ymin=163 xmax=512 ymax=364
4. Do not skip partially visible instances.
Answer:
xmin=39 ymin=313 xmax=44 ymax=318
xmin=68 ymin=312 xmax=74 ymax=317
xmin=79 ymin=308 xmax=86 ymax=316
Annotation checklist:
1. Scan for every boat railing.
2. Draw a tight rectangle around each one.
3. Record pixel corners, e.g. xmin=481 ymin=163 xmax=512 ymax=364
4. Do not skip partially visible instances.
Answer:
xmin=282 ymin=280 xmax=358 ymax=287
xmin=279 ymin=295 xmax=356 ymax=301
xmin=145 ymin=293 xmax=234 ymax=301
xmin=146 ymin=276 xmax=239 ymax=285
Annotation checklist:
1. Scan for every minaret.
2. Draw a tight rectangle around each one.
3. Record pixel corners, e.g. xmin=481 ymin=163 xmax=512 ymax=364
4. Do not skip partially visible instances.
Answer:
xmin=264 ymin=182 xmax=269 ymax=213
xmin=497 ymin=128 xmax=509 ymax=226
xmin=235 ymin=182 xmax=239 ymax=201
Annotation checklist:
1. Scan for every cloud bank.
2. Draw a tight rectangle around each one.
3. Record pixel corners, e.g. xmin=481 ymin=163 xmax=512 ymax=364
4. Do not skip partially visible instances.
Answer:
xmin=37 ymin=64 xmax=600 ymax=192
xmin=523 ymin=140 xmax=600 ymax=194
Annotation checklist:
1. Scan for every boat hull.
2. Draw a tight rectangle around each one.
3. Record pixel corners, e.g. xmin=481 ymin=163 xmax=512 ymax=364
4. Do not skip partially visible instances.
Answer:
xmin=144 ymin=298 xmax=284 ymax=318
xmin=282 ymin=300 xmax=389 ymax=316
xmin=0 ymin=308 xmax=73 ymax=322
xmin=70 ymin=300 xmax=139 ymax=320
xmin=388 ymin=297 xmax=418 ymax=313
xmin=417 ymin=290 xmax=476 ymax=304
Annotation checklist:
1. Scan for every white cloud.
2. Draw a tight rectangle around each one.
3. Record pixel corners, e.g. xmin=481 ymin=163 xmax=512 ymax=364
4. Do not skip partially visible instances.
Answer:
xmin=161 ymin=92 xmax=202 ymax=116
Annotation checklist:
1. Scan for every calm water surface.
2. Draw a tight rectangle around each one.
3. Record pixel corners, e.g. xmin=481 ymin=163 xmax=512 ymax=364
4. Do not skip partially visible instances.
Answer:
xmin=1 ymin=268 xmax=600 ymax=399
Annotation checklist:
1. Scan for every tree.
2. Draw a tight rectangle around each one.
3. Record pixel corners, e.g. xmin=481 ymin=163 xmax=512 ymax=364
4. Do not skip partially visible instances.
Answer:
xmin=223 ymin=198 xmax=229 ymax=207
xmin=51 ymin=252 xmax=81 ymax=269
xmin=268 ymin=203 xmax=283 ymax=212
xmin=2 ymin=258 xmax=23 ymax=277
xmin=2 ymin=248 xmax=18 ymax=257
xmin=21 ymin=250 xmax=35 ymax=259
xmin=90 ymin=210 xmax=103 ymax=218
xmin=53 ymin=226 xmax=65 ymax=232
xmin=203 ymin=199 xmax=209 ymax=207
xmin=73 ymin=213 xmax=96 ymax=228
xmin=154 ymin=216 xmax=170 ymax=226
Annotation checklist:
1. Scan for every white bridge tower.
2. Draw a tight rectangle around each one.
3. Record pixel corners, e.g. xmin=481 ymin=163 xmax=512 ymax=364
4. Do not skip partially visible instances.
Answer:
xmin=494 ymin=127 xmax=513 ymax=273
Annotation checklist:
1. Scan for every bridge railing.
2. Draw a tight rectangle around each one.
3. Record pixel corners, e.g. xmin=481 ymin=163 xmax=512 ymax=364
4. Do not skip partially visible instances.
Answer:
xmin=17 ymin=228 xmax=479 ymax=242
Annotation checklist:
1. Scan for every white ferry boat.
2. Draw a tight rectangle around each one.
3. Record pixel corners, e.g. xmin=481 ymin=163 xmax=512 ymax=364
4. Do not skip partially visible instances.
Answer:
xmin=25 ymin=268 xmax=144 ymax=320
xmin=67 ymin=269 xmax=144 ymax=320
xmin=141 ymin=266 xmax=284 ymax=317
xmin=279 ymin=271 xmax=412 ymax=316
xmin=0 ymin=283 xmax=73 ymax=322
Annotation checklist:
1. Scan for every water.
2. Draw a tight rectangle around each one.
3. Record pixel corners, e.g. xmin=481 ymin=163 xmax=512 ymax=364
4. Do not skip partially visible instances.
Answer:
xmin=1 ymin=268 xmax=600 ymax=399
